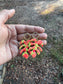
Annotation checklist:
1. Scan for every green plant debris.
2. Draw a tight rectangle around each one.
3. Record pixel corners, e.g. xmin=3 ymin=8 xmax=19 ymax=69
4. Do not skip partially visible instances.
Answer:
xmin=50 ymin=48 xmax=63 ymax=64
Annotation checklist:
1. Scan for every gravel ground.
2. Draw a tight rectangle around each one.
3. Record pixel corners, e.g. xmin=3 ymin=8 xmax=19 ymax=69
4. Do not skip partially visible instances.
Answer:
xmin=3 ymin=56 xmax=63 ymax=84
xmin=0 ymin=0 xmax=63 ymax=84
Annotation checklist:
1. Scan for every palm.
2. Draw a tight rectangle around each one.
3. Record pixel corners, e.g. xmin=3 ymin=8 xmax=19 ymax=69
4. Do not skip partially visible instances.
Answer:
xmin=6 ymin=24 xmax=18 ymax=58
xmin=0 ymin=24 xmax=18 ymax=64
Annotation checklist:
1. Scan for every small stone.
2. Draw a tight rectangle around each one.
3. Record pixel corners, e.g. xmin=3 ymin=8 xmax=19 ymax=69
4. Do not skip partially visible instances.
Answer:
xmin=23 ymin=66 xmax=25 ymax=69
xmin=44 ymin=78 xmax=46 ymax=80
xmin=46 ymin=64 xmax=49 ymax=67
xmin=59 ymin=82 xmax=61 ymax=84
xmin=25 ymin=70 xmax=27 ymax=73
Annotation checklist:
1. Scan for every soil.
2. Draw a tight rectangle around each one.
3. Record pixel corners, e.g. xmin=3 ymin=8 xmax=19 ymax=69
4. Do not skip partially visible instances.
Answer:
xmin=0 ymin=0 xmax=63 ymax=84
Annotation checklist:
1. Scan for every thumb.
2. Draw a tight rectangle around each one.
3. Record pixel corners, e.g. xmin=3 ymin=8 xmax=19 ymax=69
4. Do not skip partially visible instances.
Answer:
xmin=0 ymin=9 xmax=15 ymax=24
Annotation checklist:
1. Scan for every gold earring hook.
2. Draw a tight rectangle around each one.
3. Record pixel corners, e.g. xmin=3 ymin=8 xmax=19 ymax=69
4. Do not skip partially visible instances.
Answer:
xmin=33 ymin=32 xmax=39 ymax=40
xmin=24 ymin=33 xmax=31 ymax=41
xmin=24 ymin=32 xmax=39 ymax=41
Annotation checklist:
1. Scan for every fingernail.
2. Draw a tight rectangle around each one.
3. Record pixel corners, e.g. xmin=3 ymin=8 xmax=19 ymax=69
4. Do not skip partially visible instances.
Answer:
xmin=42 ymin=28 xmax=45 ymax=32
xmin=45 ymin=40 xmax=47 ymax=45
xmin=45 ymin=34 xmax=48 ymax=39
xmin=10 ymin=9 xmax=15 ymax=12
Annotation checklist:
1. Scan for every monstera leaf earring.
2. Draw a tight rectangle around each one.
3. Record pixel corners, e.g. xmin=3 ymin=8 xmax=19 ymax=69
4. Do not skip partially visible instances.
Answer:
xmin=19 ymin=32 xmax=43 ymax=59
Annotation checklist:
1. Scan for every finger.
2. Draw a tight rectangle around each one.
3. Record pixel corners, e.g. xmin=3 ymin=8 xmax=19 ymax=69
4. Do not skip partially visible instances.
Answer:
xmin=42 ymin=40 xmax=47 ymax=45
xmin=17 ymin=33 xmax=47 ymax=41
xmin=15 ymin=24 xmax=45 ymax=34
xmin=39 ymin=33 xmax=47 ymax=40
xmin=0 ymin=9 xmax=15 ymax=24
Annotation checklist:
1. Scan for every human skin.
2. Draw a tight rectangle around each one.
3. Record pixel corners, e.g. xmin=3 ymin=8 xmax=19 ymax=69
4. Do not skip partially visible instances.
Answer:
xmin=0 ymin=9 xmax=47 ymax=65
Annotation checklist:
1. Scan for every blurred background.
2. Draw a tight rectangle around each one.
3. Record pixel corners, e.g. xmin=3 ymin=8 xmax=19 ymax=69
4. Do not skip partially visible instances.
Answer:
xmin=0 ymin=0 xmax=63 ymax=84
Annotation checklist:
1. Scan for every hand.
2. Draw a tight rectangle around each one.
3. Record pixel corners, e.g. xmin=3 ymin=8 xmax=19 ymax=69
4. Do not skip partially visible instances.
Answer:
xmin=0 ymin=9 xmax=47 ymax=65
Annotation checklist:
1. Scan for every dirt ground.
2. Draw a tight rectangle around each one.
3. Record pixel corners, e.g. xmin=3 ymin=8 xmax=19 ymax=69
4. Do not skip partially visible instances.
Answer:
xmin=0 ymin=0 xmax=63 ymax=84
